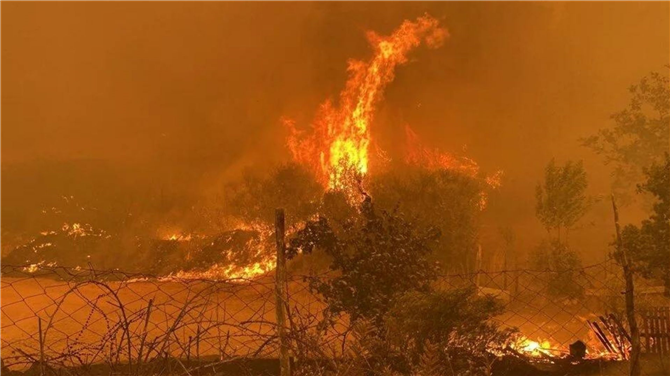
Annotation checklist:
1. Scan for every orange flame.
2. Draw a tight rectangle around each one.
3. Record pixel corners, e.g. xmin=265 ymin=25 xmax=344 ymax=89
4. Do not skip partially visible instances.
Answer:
xmin=404 ymin=125 xmax=481 ymax=178
xmin=512 ymin=337 xmax=557 ymax=358
xmin=504 ymin=335 xmax=624 ymax=362
xmin=286 ymin=15 xmax=448 ymax=195
xmin=405 ymin=125 xmax=504 ymax=209
xmin=157 ymin=222 xmax=279 ymax=282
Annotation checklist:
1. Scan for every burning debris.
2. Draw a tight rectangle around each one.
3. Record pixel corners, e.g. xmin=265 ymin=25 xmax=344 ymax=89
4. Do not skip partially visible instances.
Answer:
xmin=3 ymin=222 xmax=111 ymax=269
xmin=586 ymin=314 xmax=633 ymax=360
xmin=492 ymin=335 xmax=625 ymax=375
xmin=3 ymin=224 xmax=276 ymax=281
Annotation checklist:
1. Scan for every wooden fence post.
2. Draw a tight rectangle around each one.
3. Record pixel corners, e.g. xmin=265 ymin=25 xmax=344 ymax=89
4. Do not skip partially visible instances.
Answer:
xmin=275 ymin=208 xmax=291 ymax=376
xmin=612 ymin=195 xmax=641 ymax=376
xmin=38 ymin=317 xmax=45 ymax=376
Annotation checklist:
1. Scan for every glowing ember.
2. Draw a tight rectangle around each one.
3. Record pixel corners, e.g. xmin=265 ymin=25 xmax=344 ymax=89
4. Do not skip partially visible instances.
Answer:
xmin=170 ymin=259 xmax=276 ymax=282
xmin=286 ymin=15 xmax=448 ymax=196
xmin=513 ymin=337 xmax=556 ymax=358
xmin=163 ymin=233 xmax=194 ymax=242
xmin=160 ymin=221 xmax=278 ymax=281
xmin=62 ymin=223 xmax=105 ymax=238
xmin=503 ymin=335 xmax=624 ymax=362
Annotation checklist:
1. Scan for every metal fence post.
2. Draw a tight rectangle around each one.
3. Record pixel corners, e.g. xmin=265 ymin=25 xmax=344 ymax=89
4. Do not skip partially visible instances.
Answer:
xmin=275 ymin=208 xmax=291 ymax=376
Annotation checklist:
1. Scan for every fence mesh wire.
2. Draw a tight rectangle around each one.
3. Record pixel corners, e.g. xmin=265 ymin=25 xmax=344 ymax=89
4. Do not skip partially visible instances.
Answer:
xmin=1 ymin=260 xmax=668 ymax=375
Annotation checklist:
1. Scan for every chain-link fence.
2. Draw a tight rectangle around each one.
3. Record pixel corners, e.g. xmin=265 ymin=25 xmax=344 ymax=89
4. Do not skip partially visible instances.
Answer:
xmin=441 ymin=260 xmax=667 ymax=352
xmin=1 ymin=261 xmax=668 ymax=375
xmin=1 ymin=264 xmax=287 ymax=374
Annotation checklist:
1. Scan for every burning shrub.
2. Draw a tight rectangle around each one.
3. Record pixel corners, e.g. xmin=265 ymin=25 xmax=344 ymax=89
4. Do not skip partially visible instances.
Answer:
xmin=2 ymin=223 xmax=116 ymax=269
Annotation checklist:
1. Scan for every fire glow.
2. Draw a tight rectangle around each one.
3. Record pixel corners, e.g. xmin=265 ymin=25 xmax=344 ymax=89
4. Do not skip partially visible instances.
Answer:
xmin=144 ymin=15 xmax=500 ymax=284
xmin=286 ymin=15 xmax=448 ymax=195
xmin=506 ymin=336 xmax=625 ymax=363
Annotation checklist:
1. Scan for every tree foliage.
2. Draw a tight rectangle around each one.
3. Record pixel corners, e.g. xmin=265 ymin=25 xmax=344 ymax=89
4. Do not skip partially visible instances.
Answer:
xmin=369 ymin=168 xmax=482 ymax=272
xmin=342 ymin=288 xmax=512 ymax=376
xmin=535 ymin=159 xmax=590 ymax=239
xmin=287 ymin=198 xmax=440 ymax=325
xmin=224 ymin=163 xmax=323 ymax=227
xmin=288 ymin=197 xmax=513 ymax=376
xmin=621 ymin=153 xmax=670 ymax=295
xmin=529 ymin=239 xmax=585 ymax=300
xmin=583 ymin=72 xmax=670 ymax=200
xmin=385 ymin=288 xmax=510 ymax=358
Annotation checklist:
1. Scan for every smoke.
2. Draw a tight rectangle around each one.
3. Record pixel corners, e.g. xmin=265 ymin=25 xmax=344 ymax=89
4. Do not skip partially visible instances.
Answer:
xmin=2 ymin=2 xmax=668 ymax=262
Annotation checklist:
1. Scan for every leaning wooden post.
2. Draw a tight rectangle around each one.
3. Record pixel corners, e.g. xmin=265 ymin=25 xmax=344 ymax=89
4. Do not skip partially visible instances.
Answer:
xmin=275 ymin=209 xmax=291 ymax=376
xmin=612 ymin=195 xmax=641 ymax=376
xmin=38 ymin=317 xmax=45 ymax=376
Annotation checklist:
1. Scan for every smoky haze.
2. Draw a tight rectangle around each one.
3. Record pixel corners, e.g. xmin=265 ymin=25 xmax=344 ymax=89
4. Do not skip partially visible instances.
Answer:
xmin=2 ymin=2 xmax=669 ymax=261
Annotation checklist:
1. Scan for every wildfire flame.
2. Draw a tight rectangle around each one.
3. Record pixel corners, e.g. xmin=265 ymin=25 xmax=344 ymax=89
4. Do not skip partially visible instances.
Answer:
xmin=164 ymin=233 xmax=193 ymax=242
xmin=158 ymin=221 xmax=278 ymax=282
xmin=505 ymin=336 xmax=624 ymax=362
xmin=405 ymin=125 xmax=480 ymax=177
xmin=512 ymin=337 xmax=556 ymax=358
xmin=404 ymin=125 xmax=504 ymax=209
xmin=286 ymin=15 xmax=448 ymax=195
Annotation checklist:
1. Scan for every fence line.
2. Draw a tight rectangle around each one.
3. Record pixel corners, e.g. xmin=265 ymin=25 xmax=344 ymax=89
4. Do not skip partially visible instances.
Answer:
xmin=1 ymin=260 xmax=668 ymax=375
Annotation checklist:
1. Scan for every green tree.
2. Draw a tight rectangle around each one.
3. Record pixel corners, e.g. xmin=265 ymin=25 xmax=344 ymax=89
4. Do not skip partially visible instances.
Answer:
xmin=386 ymin=288 xmax=513 ymax=376
xmin=369 ymin=168 xmax=482 ymax=273
xmin=535 ymin=159 xmax=590 ymax=241
xmin=620 ymin=153 xmax=670 ymax=295
xmin=583 ymin=72 xmax=669 ymax=202
xmin=530 ymin=239 xmax=585 ymax=300
xmin=287 ymin=198 xmax=440 ymax=326
xmin=287 ymin=198 xmax=514 ymax=376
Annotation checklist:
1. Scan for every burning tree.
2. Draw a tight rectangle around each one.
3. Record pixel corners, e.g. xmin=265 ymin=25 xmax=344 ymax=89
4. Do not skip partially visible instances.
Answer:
xmin=285 ymin=15 xmax=448 ymax=197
